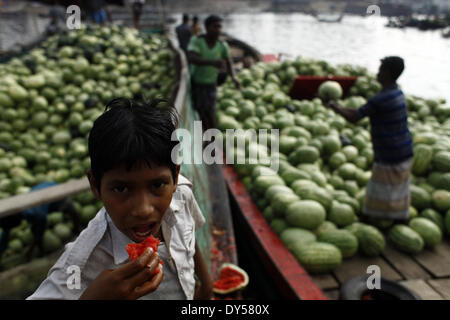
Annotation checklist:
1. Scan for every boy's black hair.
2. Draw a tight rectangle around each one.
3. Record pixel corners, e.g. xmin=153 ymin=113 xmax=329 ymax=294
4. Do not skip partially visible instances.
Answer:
xmin=380 ymin=56 xmax=404 ymax=81
xmin=182 ymin=13 xmax=189 ymax=23
xmin=88 ymin=98 xmax=180 ymax=192
xmin=204 ymin=15 xmax=222 ymax=29
xmin=193 ymin=16 xmax=199 ymax=23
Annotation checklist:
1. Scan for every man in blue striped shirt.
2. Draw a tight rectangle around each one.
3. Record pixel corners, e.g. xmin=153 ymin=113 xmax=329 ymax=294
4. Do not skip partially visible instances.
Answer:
xmin=325 ymin=57 xmax=414 ymax=221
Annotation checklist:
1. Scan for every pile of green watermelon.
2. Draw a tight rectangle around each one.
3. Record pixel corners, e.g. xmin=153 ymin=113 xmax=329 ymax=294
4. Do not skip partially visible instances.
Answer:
xmin=216 ymin=56 xmax=450 ymax=274
xmin=0 ymin=25 xmax=175 ymax=199
xmin=0 ymin=25 xmax=177 ymax=270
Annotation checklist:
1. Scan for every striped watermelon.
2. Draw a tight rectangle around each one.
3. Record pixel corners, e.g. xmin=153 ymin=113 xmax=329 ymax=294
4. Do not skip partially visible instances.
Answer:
xmin=388 ymin=224 xmax=424 ymax=254
xmin=318 ymin=229 xmax=359 ymax=258
xmin=292 ymin=242 xmax=342 ymax=274
xmin=354 ymin=225 xmax=385 ymax=256
xmin=412 ymin=144 xmax=433 ymax=176
xmin=432 ymin=151 xmax=450 ymax=172
xmin=409 ymin=217 xmax=442 ymax=248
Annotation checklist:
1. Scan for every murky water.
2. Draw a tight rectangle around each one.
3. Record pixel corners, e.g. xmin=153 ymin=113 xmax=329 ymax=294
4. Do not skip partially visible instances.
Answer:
xmin=199 ymin=13 xmax=450 ymax=102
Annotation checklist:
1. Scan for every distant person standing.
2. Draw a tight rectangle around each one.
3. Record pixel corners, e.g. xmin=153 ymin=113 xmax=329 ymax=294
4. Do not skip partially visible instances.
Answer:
xmin=188 ymin=15 xmax=239 ymax=131
xmin=87 ymin=0 xmax=108 ymax=25
xmin=175 ymin=14 xmax=192 ymax=53
xmin=46 ymin=0 xmax=66 ymax=36
xmin=322 ymin=57 xmax=414 ymax=222
xmin=131 ymin=0 xmax=145 ymax=29
xmin=191 ymin=16 xmax=201 ymax=36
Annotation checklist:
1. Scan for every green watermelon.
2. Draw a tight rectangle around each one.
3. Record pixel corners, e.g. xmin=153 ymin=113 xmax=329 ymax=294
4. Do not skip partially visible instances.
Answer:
xmin=264 ymin=185 xmax=295 ymax=202
xmin=42 ymin=230 xmax=62 ymax=253
xmin=409 ymin=217 xmax=442 ymax=248
xmin=328 ymin=201 xmax=357 ymax=227
xmin=412 ymin=144 xmax=433 ymax=176
xmin=342 ymin=145 xmax=359 ymax=161
xmin=329 ymin=152 xmax=347 ymax=169
xmin=285 ymin=200 xmax=326 ymax=230
xmin=280 ymin=168 xmax=311 ymax=186
xmin=53 ymin=223 xmax=72 ymax=242
xmin=318 ymin=81 xmax=343 ymax=100
xmin=421 ymin=208 xmax=445 ymax=231
xmin=263 ymin=206 xmax=274 ymax=222
xmin=314 ymin=221 xmax=337 ymax=237
xmin=388 ymin=224 xmax=424 ymax=254
xmin=354 ymin=225 xmax=385 ymax=256
xmin=436 ymin=173 xmax=450 ymax=191
xmin=318 ymin=229 xmax=358 ymax=258
xmin=410 ymin=185 xmax=431 ymax=210
xmin=271 ymin=193 xmax=300 ymax=217
xmin=253 ymin=175 xmax=285 ymax=195
xmin=294 ymin=187 xmax=333 ymax=211
xmin=292 ymin=242 xmax=342 ymax=274
xmin=431 ymin=190 xmax=450 ymax=212
xmin=280 ymin=228 xmax=317 ymax=250
xmin=432 ymin=152 xmax=450 ymax=172
xmin=289 ymin=146 xmax=320 ymax=165
xmin=270 ymin=219 xmax=289 ymax=235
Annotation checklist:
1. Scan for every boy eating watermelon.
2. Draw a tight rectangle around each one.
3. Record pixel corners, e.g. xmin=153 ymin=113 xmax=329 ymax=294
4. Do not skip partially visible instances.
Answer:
xmin=27 ymin=98 xmax=213 ymax=300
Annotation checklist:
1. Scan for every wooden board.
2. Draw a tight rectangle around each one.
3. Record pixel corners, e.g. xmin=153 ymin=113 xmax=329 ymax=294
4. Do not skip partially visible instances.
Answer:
xmin=399 ymin=280 xmax=444 ymax=300
xmin=412 ymin=241 xmax=450 ymax=278
xmin=0 ymin=178 xmax=90 ymax=219
xmin=427 ymin=279 xmax=450 ymax=300
xmin=382 ymin=242 xmax=431 ymax=280
xmin=311 ymin=274 xmax=340 ymax=290
xmin=333 ymin=254 xmax=403 ymax=284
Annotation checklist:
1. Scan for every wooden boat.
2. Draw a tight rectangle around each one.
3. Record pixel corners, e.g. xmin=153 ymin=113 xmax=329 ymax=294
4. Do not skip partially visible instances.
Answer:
xmin=210 ymin=36 xmax=450 ymax=300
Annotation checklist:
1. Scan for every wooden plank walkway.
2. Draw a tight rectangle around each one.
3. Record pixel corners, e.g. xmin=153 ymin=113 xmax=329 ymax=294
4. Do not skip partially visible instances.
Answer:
xmin=428 ymin=279 xmax=450 ymax=300
xmin=382 ymin=242 xmax=431 ymax=280
xmin=399 ymin=280 xmax=444 ymax=300
xmin=309 ymin=237 xmax=450 ymax=300
xmin=412 ymin=241 xmax=450 ymax=278
xmin=333 ymin=254 xmax=403 ymax=284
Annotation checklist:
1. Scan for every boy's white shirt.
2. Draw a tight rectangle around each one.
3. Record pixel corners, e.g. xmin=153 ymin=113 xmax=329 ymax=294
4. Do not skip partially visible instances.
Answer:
xmin=26 ymin=174 xmax=205 ymax=300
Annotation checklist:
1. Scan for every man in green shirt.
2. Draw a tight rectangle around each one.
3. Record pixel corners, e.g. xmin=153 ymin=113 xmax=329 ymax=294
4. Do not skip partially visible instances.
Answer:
xmin=188 ymin=15 xmax=239 ymax=131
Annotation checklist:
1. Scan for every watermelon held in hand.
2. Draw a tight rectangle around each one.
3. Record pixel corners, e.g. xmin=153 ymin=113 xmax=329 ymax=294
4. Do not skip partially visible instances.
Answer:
xmin=126 ymin=235 xmax=162 ymax=274
xmin=213 ymin=263 xmax=249 ymax=295
xmin=318 ymin=81 xmax=343 ymax=101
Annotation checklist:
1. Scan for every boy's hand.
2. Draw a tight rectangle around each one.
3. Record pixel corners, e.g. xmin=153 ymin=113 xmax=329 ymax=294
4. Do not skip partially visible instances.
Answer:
xmin=79 ymin=248 xmax=163 ymax=300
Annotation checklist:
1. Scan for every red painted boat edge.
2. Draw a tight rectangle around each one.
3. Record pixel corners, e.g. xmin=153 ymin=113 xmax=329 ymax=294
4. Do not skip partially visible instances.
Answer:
xmin=223 ymin=164 xmax=328 ymax=300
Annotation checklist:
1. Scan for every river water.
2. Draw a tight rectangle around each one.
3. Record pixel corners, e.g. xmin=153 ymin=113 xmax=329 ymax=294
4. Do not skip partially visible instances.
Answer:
xmin=187 ymin=13 xmax=450 ymax=103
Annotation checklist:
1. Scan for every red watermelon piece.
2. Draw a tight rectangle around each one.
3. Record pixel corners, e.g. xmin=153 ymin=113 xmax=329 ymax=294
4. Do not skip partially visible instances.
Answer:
xmin=126 ymin=235 xmax=162 ymax=274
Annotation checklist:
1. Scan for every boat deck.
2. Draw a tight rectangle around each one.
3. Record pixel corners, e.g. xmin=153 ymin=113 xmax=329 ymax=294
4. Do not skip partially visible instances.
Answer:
xmin=317 ymin=240 xmax=450 ymax=300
